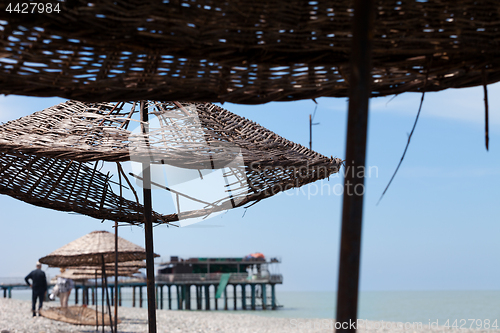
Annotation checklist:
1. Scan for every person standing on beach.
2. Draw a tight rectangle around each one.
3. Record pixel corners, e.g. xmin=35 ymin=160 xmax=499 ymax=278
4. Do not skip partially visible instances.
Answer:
xmin=24 ymin=262 xmax=48 ymax=317
xmin=56 ymin=268 xmax=74 ymax=308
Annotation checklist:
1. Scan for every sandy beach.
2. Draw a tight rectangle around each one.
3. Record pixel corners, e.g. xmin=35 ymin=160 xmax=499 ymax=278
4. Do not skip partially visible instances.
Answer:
xmin=1 ymin=298 xmax=499 ymax=333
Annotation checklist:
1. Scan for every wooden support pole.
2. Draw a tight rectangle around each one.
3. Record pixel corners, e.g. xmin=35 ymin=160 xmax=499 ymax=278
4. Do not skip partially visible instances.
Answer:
xmin=114 ymin=220 xmax=119 ymax=333
xmin=118 ymin=286 xmax=122 ymax=307
xmin=139 ymin=286 xmax=143 ymax=308
xmin=75 ymin=286 xmax=79 ymax=305
xmin=214 ymin=285 xmax=218 ymax=310
xmin=262 ymin=284 xmax=267 ymax=310
xmin=242 ymin=284 xmax=246 ymax=310
xmin=233 ymin=284 xmax=237 ymax=310
xmin=160 ymin=285 xmax=164 ymax=310
xmin=132 ymin=286 xmax=136 ymax=307
xmin=204 ymin=285 xmax=210 ymax=310
xmin=336 ymin=0 xmax=374 ymax=332
xmin=224 ymin=286 xmax=228 ymax=311
xmin=251 ymin=285 xmax=255 ymax=310
xmin=101 ymin=272 xmax=104 ymax=333
xmin=176 ymin=285 xmax=181 ymax=310
xmin=102 ymin=255 xmax=115 ymax=333
xmin=196 ymin=285 xmax=201 ymax=310
xmin=110 ymin=287 xmax=114 ymax=306
xmin=155 ymin=285 xmax=159 ymax=310
xmin=271 ymin=284 xmax=276 ymax=310
xmin=95 ymin=270 xmax=98 ymax=332
xmin=168 ymin=285 xmax=172 ymax=310
xmin=141 ymin=99 xmax=157 ymax=333
xmin=186 ymin=285 xmax=191 ymax=310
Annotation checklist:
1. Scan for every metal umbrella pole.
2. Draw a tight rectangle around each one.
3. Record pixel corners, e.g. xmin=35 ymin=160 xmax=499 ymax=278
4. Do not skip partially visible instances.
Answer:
xmin=95 ymin=269 xmax=98 ymax=331
xmin=114 ymin=221 xmax=119 ymax=333
xmin=101 ymin=254 xmax=114 ymax=333
xmin=101 ymin=265 xmax=105 ymax=333
xmin=140 ymin=101 xmax=158 ymax=333
xmin=335 ymin=0 xmax=374 ymax=332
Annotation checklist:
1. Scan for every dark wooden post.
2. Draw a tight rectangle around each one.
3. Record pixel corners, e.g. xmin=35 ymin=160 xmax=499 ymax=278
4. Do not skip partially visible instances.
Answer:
xmin=262 ymin=284 xmax=267 ymax=310
xmin=155 ymin=285 xmax=159 ymax=310
xmin=233 ymin=284 xmax=237 ymax=310
xmin=224 ymin=286 xmax=228 ymax=310
xmin=139 ymin=286 xmax=143 ymax=308
xmin=102 ymin=255 xmax=114 ymax=333
xmin=335 ymin=0 xmax=374 ymax=332
xmin=204 ymin=285 xmax=210 ymax=310
xmin=214 ymin=286 xmax=218 ymax=310
xmin=271 ymin=284 xmax=276 ymax=310
xmin=75 ymin=286 xmax=79 ymax=304
xmin=168 ymin=285 xmax=172 ymax=310
xmin=141 ymin=100 xmax=157 ymax=333
xmin=132 ymin=286 xmax=136 ymax=307
xmin=176 ymin=285 xmax=181 ymax=310
xmin=186 ymin=285 xmax=191 ymax=310
xmin=95 ymin=270 xmax=98 ymax=332
xmin=114 ymin=220 xmax=119 ymax=333
xmin=101 ymin=267 xmax=105 ymax=333
xmin=251 ymin=284 xmax=255 ymax=310
xmin=160 ymin=285 xmax=164 ymax=309
xmin=242 ymin=284 xmax=246 ymax=310
xmin=196 ymin=285 xmax=201 ymax=310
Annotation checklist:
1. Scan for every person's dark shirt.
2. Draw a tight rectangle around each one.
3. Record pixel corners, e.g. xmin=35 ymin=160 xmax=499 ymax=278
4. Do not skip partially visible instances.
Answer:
xmin=25 ymin=268 xmax=47 ymax=292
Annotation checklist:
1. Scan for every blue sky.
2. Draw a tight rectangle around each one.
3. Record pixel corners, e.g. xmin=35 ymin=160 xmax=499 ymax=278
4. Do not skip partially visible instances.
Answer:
xmin=0 ymin=83 xmax=498 ymax=291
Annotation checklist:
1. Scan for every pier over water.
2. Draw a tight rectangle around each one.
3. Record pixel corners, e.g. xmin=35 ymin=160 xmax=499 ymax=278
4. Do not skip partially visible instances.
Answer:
xmin=1 ymin=255 xmax=283 ymax=311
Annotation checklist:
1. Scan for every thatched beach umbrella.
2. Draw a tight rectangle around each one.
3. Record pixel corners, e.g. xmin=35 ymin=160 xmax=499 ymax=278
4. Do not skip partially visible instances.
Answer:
xmin=58 ymin=268 xmax=140 ymax=279
xmin=39 ymin=231 xmax=158 ymax=267
xmin=40 ymin=230 xmax=158 ymax=333
xmin=4 ymin=3 xmax=499 ymax=332
xmin=2 ymin=1 xmax=500 ymax=331
xmin=0 ymin=100 xmax=341 ymax=333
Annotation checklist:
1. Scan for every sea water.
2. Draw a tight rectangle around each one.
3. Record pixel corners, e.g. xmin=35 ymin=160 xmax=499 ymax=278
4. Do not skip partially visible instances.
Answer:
xmin=242 ymin=291 xmax=500 ymax=324
xmin=9 ymin=289 xmax=500 ymax=325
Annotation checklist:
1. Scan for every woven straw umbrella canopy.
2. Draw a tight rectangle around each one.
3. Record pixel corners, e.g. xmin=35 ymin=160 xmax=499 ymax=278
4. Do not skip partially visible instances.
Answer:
xmin=57 ymin=266 xmax=140 ymax=280
xmin=0 ymin=100 xmax=342 ymax=224
xmin=0 ymin=1 xmax=499 ymax=103
xmin=57 ymin=268 xmax=139 ymax=280
xmin=39 ymin=230 xmax=159 ymax=267
xmin=3 ymin=1 xmax=498 ymax=332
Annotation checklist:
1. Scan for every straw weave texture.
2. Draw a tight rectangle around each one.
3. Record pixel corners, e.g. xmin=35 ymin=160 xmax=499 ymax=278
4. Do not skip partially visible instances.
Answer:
xmin=0 ymin=101 xmax=341 ymax=224
xmin=39 ymin=230 xmax=159 ymax=267
xmin=58 ymin=268 xmax=139 ymax=279
xmin=0 ymin=152 xmax=166 ymax=224
xmin=1 ymin=0 xmax=499 ymax=103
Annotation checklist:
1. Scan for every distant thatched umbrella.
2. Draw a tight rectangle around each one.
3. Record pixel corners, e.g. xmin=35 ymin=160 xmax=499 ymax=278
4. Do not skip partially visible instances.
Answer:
xmin=53 ymin=268 xmax=139 ymax=282
xmin=59 ymin=268 xmax=140 ymax=279
xmin=39 ymin=230 xmax=158 ymax=333
xmin=66 ymin=260 xmax=146 ymax=271
xmin=39 ymin=230 xmax=158 ymax=267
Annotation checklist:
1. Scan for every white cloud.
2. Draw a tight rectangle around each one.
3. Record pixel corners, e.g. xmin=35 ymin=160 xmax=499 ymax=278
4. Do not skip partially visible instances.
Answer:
xmin=369 ymin=84 xmax=500 ymax=127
